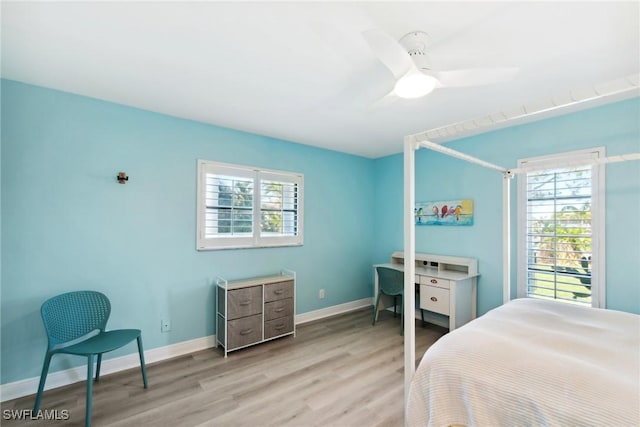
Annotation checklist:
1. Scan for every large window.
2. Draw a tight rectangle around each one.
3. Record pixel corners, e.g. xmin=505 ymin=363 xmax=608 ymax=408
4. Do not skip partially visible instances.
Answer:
xmin=197 ymin=160 xmax=303 ymax=250
xmin=517 ymin=148 xmax=604 ymax=308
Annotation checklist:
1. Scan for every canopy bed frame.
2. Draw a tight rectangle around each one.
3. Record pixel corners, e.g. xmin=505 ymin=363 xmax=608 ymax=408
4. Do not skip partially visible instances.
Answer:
xmin=400 ymin=74 xmax=640 ymax=419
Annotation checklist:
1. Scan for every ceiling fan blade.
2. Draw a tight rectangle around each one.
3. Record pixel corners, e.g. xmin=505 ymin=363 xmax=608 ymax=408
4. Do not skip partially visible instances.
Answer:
xmin=362 ymin=29 xmax=414 ymax=79
xmin=368 ymin=89 xmax=400 ymax=111
xmin=434 ymin=67 xmax=519 ymax=87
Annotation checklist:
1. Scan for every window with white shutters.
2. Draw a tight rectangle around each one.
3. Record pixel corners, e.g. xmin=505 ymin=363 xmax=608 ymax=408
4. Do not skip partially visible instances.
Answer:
xmin=197 ymin=160 xmax=303 ymax=250
xmin=517 ymin=148 xmax=604 ymax=308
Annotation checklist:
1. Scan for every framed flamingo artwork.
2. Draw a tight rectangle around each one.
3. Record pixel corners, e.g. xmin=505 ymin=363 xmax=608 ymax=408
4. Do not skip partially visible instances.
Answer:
xmin=415 ymin=199 xmax=474 ymax=226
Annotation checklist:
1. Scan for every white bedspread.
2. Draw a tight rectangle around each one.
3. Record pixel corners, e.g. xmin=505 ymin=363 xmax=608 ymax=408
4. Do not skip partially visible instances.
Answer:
xmin=407 ymin=298 xmax=640 ymax=427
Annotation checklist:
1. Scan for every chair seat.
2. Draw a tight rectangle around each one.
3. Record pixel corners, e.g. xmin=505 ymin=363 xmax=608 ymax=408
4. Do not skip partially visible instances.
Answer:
xmin=60 ymin=329 xmax=141 ymax=356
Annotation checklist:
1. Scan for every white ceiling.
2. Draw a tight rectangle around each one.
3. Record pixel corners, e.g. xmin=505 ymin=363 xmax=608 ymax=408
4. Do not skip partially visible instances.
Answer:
xmin=2 ymin=1 xmax=639 ymax=158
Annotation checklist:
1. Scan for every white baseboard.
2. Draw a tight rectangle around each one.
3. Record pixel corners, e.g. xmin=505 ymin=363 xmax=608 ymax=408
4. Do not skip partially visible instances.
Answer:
xmin=0 ymin=335 xmax=217 ymax=403
xmin=295 ymin=297 xmax=373 ymax=324
xmin=1 ymin=297 xmax=375 ymax=402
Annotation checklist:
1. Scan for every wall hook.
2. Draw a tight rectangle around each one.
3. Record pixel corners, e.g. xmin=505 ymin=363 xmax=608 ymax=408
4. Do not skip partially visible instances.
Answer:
xmin=117 ymin=172 xmax=129 ymax=184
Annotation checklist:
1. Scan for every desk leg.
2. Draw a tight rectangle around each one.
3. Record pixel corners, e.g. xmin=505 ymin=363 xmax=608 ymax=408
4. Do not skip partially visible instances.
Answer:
xmin=449 ymin=283 xmax=456 ymax=331
xmin=471 ymin=278 xmax=477 ymax=320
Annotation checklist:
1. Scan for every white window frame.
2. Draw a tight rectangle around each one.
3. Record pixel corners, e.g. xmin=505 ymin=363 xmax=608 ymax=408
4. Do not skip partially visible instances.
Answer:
xmin=517 ymin=147 xmax=605 ymax=308
xmin=197 ymin=160 xmax=304 ymax=250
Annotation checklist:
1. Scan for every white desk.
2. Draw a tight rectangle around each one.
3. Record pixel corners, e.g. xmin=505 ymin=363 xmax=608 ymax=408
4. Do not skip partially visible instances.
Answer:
xmin=373 ymin=252 xmax=479 ymax=331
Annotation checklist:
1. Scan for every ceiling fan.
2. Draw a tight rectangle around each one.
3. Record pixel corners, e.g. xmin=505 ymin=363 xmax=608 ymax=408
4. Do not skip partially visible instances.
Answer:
xmin=363 ymin=29 xmax=518 ymax=100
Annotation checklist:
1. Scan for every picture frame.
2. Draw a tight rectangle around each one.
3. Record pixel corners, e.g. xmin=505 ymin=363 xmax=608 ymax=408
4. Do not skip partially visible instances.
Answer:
xmin=415 ymin=199 xmax=474 ymax=226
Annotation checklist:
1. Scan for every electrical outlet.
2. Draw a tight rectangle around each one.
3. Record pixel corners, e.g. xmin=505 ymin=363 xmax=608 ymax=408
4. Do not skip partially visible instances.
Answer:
xmin=319 ymin=289 xmax=325 ymax=299
xmin=161 ymin=319 xmax=171 ymax=333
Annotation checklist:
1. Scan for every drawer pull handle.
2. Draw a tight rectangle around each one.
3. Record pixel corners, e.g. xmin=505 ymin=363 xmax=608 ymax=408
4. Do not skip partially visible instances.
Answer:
xmin=239 ymin=300 xmax=252 ymax=306
xmin=240 ymin=328 xmax=253 ymax=336
xmin=430 ymin=279 xmax=438 ymax=284
xmin=274 ymin=324 xmax=285 ymax=330
xmin=274 ymin=308 xmax=285 ymax=313
xmin=274 ymin=289 xmax=284 ymax=295
xmin=430 ymin=296 xmax=438 ymax=302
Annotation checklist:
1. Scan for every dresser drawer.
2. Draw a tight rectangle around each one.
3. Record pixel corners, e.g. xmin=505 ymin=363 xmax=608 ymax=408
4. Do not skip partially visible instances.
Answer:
xmin=264 ymin=315 xmax=294 ymax=339
xmin=264 ymin=298 xmax=294 ymax=321
xmin=264 ymin=280 xmax=294 ymax=302
xmin=227 ymin=314 xmax=262 ymax=350
xmin=420 ymin=285 xmax=450 ymax=315
xmin=419 ymin=275 xmax=450 ymax=289
xmin=227 ymin=286 xmax=263 ymax=320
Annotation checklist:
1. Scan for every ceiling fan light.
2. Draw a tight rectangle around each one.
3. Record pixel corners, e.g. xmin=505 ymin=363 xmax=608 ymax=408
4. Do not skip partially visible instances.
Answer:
xmin=394 ymin=72 xmax=437 ymax=99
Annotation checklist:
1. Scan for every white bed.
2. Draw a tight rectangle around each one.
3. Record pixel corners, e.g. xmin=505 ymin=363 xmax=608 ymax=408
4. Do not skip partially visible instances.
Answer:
xmin=407 ymin=298 xmax=640 ymax=427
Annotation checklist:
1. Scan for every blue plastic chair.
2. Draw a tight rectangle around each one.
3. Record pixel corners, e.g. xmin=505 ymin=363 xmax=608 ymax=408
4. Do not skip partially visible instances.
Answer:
xmin=33 ymin=291 xmax=148 ymax=427
xmin=373 ymin=266 xmax=405 ymax=335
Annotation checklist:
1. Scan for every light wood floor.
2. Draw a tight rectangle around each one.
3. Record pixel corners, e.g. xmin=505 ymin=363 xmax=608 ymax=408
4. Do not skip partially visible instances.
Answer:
xmin=3 ymin=308 xmax=446 ymax=427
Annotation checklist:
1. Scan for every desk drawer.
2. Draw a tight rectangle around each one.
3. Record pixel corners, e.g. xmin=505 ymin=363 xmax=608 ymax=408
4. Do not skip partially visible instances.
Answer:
xmin=420 ymin=285 xmax=450 ymax=316
xmin=419 ymin=275 xmax=450 ymax=289
xmin=264 ymin=298 xmax=294 ymax=321
xmin=227 ymin=314 xmax=262 ymax=350
xmin=227 ymin=286 xmax=262 ymax=320
xmin=265 ymin=280 xmax=294 ymax=302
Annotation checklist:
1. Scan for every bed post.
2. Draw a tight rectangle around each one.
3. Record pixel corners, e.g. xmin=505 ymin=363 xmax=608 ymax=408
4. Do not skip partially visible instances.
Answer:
xmin=503 ymin=171 xmax=513 ymax=303
xmin=404 ymin=135 xmax=418 ymax=411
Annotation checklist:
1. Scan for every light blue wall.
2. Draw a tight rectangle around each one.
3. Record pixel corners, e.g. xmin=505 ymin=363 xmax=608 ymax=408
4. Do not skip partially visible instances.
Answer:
xmin=0 ymin=79 xmax=376 ymax=384
xmin=2 ymin=78 xmax=638 ymax=387
xmin=374 ymin=97 xmax=640 ymax=316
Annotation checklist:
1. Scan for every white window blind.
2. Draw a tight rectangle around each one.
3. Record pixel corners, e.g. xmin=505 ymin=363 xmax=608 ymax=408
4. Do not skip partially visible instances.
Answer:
xmin=197 ymin=161 xmax=304 ymax=250
xmin=518 ymin=148 xmax=604 ymax=308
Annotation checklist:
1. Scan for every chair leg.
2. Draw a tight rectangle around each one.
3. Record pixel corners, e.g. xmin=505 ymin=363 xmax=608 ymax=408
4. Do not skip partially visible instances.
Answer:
xmin=85 ymin=355 xmax=94 ymax=427
xmin=33 ymin=352 xmax=53 ymax=413
xmin=421 ymin=309 xmax=425 ymax=327
xmin=137 ymin=335 xmax=148 ymax=389
xmin=372 ymin=292 xmax=382 ymax=326
xmin=95 ymin=354 xmax=102 ymax=381
xmin=393 ymin=296 xmax=398 ymax=318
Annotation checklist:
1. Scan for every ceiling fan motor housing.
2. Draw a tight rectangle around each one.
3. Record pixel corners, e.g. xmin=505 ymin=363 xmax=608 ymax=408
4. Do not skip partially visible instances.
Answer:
xmin=409 ymin=51 xmax=432 ymax=73
xmin=400 ymin=31 xmax=432 ymax=72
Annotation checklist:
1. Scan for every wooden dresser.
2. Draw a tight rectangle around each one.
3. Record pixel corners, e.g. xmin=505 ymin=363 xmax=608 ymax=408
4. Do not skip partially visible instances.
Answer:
xmin=216 ymin=271 xmax=295 ymax=357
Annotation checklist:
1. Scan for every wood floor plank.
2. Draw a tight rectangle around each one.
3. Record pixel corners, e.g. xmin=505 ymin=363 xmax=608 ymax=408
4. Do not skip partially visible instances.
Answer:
xmin=2 ymin=308 xmax=446 ymax=426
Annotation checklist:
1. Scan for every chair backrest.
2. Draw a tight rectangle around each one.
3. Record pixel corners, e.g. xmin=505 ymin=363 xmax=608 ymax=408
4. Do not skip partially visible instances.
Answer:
xmin=41 ymin=291 xmax=111 ymax=347
xmin=376 ymin=266 xmax=404 ymax=296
